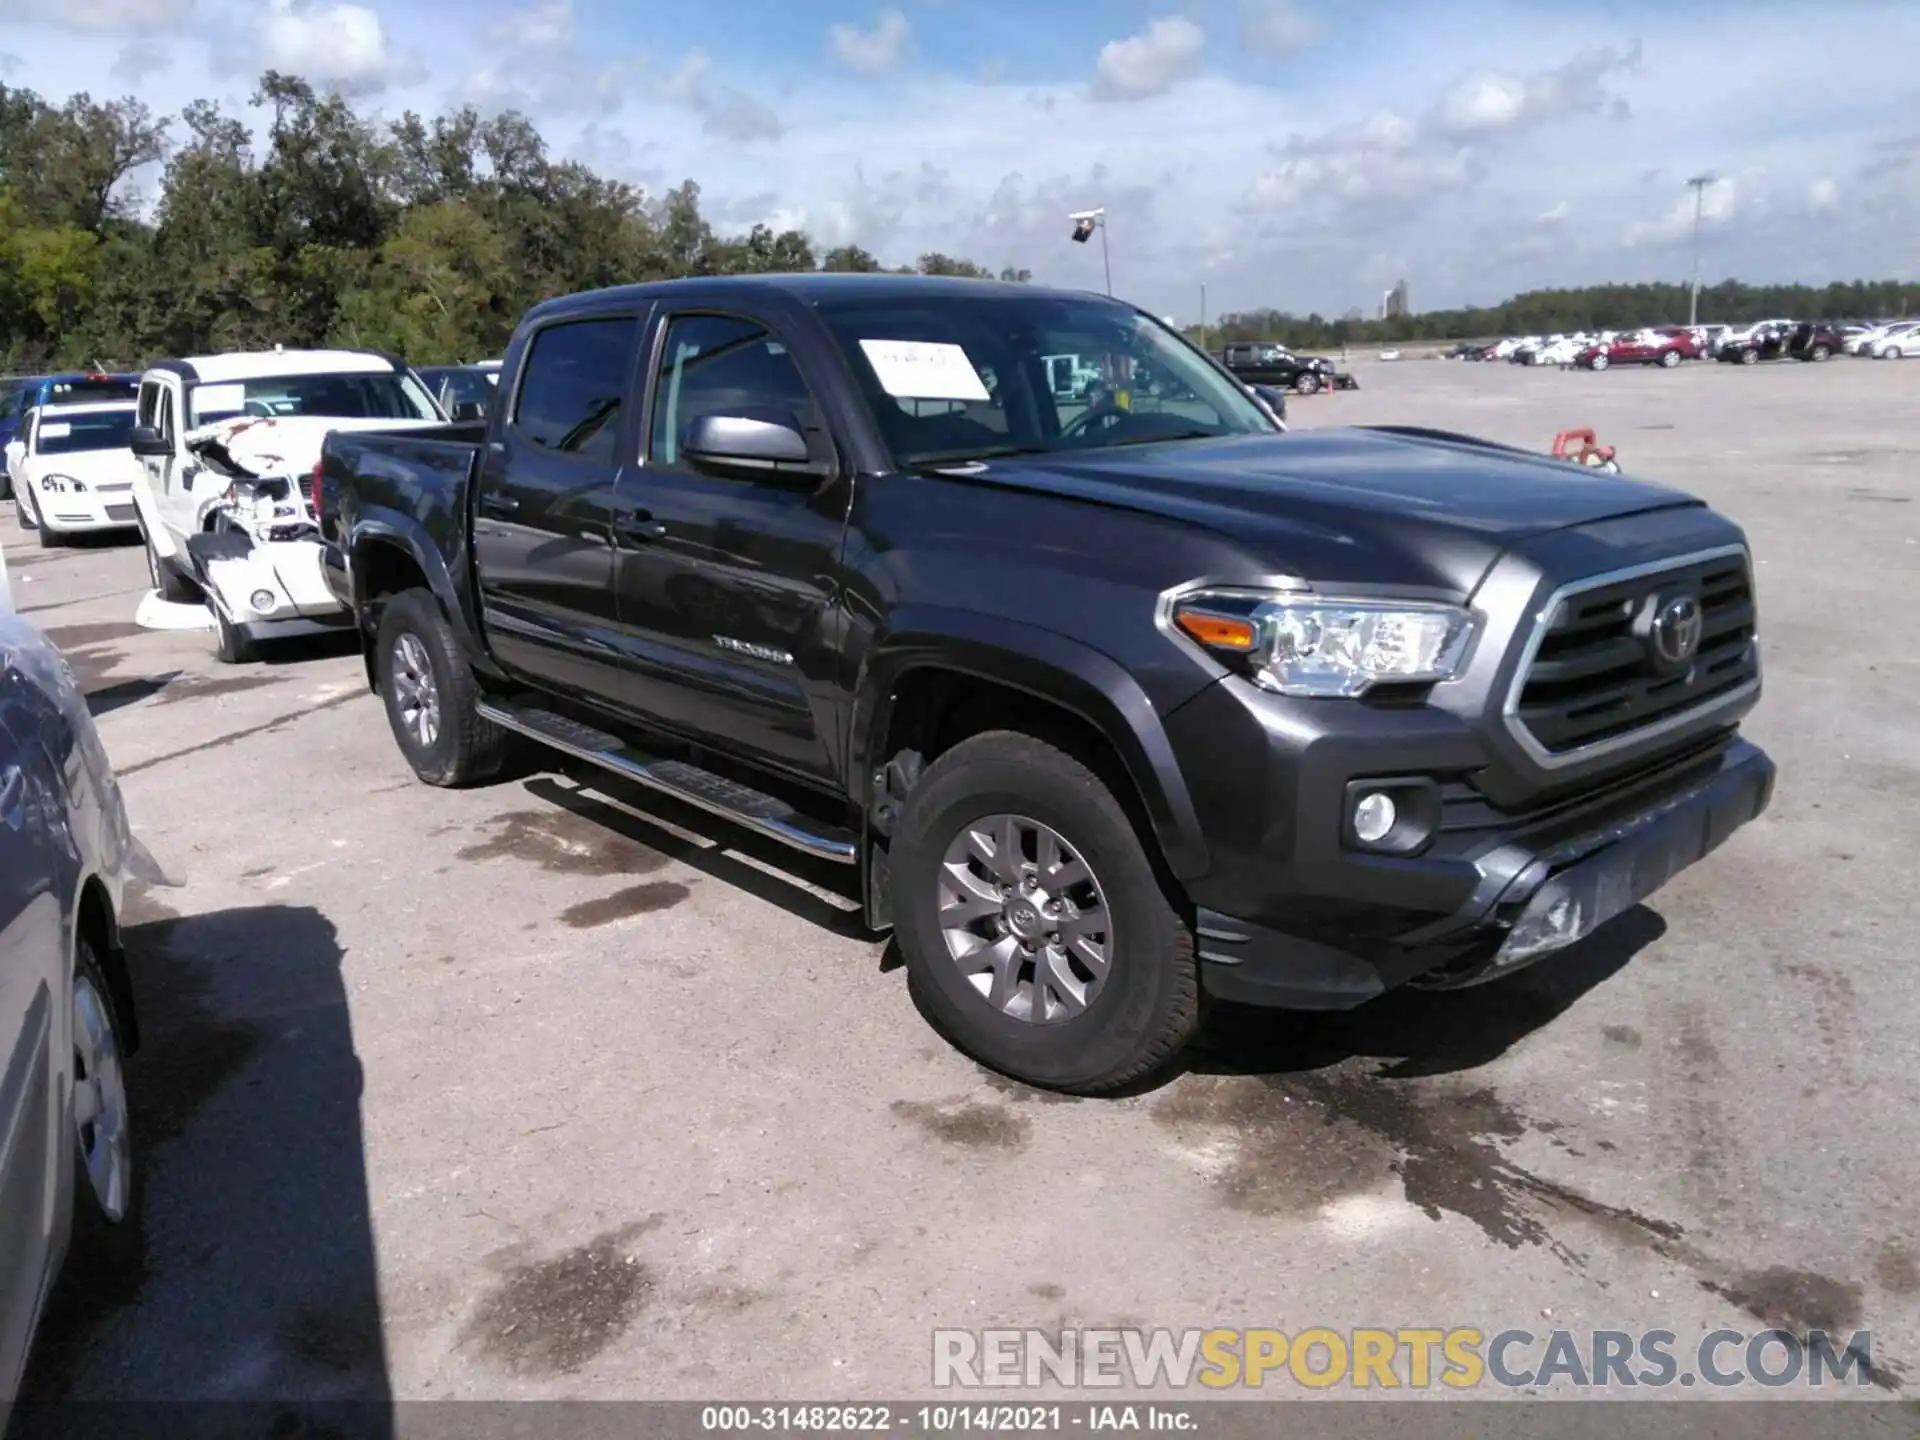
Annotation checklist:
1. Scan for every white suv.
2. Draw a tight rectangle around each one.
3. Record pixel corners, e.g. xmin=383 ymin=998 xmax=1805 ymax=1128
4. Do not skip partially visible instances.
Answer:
xmin=7 ymin=401 xmax=145 ymax=547
xmin=129 ymin=348 xmax=447 ymax=659
xmin=1863 ymin=321 xmax=1919 ymax=359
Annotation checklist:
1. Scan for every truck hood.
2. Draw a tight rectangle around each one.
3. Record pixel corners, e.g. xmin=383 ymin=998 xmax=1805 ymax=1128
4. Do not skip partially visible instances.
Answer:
xmin=952 ymin=427 xmax=1700 ymax=595
xmin=186 ymin=414 xmax=445 ymax=481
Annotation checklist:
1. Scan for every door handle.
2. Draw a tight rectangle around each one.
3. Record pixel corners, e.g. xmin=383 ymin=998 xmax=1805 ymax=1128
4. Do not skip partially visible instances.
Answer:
xmin=615 ymin=515 xmax=667 ymax=544
xmin=478 ymin=492 xmax=519 ymax=517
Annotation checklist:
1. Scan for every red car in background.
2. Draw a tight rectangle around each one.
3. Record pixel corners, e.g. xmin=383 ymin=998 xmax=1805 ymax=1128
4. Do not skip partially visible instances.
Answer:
xmin=1574 ymin=327 xmax=1705 ymax=370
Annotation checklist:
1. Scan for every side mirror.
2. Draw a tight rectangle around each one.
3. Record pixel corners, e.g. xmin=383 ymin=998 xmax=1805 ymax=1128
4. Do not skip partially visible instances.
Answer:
xmin=129 ymin=424 xmax=170 ymax=457
xmin=681 ymin=408 xmax=816 ymax=474
xmin=450 ymin=401 xmax=484 ymax=422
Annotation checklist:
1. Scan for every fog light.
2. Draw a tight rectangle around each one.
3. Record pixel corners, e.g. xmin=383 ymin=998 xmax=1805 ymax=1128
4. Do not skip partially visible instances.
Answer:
xmin=1353 ymin=791 xmax=1396 ymax=844
xmin=250 ymin=589 xmax=277 ymax=613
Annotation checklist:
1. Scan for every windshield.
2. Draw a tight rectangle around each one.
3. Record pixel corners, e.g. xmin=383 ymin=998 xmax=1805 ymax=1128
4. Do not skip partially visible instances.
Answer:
xmin=35 ymin=409 xmax=137 ymax=455
xmin=812 ymin=291 xmax=1275 ymax=467
xmin=188 ymin=371 xmax=440 ymax=427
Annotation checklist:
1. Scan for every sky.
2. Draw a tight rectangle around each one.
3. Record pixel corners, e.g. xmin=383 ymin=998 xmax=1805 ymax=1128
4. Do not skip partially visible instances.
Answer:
xmin=1 ymin=0 xmax=1916 ymax=321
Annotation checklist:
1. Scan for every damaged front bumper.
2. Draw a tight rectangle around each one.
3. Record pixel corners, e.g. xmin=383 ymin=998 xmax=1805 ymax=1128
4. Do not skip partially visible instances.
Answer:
xmin=186 ymin=529 xmax=351 ymax=639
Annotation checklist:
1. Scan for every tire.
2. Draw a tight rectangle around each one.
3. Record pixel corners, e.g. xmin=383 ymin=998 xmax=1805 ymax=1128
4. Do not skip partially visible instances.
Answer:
xmin=1590 ymin=354 xmax=1609 ymax=371
xmin=1294 ymin=372 xmax=1319 ymax=396
xmin=68 ymin=939 xmax=141 ymax=1261
xmin=141 ymin=523 xmax=198 ymax=602
xmin=376 ymin=587 xmax=513 ymax=787
xmin=1810 ymin=344 xmax=1830 ymax=361
xmin=889 ymin=731 xmax=1201 ymax=1094
xmin=1885 ymin=346 xmax=1904 ymax=360
xmin=1660 ymin=350 xmax=1680 ymax=368
xmin=211 ymin=605 xmax=257 ymax=664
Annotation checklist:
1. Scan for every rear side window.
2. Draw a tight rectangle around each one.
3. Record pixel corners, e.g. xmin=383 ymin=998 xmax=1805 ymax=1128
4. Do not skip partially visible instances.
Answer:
xmin=512 ymin=318 xmax=638 ymax=460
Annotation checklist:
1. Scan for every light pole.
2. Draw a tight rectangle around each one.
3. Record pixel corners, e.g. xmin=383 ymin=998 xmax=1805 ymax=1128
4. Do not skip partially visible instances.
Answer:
xmin=1069 ymin=208 xmax=1111 ymax=296
xmin=1685 ymin=172 xmax=1716 ymax=327
xmin=1200 ymin=280 xmax=1208 ymax=352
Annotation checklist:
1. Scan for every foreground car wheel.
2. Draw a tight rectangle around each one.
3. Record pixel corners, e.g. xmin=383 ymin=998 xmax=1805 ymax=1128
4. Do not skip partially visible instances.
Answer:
xmin=376 ymin=587 xmax=513 ymax=787
xmin=71 ymin=941 xmax=138 ymax=1239
xmin=1294 ymin=372 xmax=1320 ymax=395
xmin=890 ymin=731 xmax=1200 ymax=1094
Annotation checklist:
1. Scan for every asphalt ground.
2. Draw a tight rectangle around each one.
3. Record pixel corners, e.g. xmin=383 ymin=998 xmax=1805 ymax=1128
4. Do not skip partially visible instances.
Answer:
xmin=4 ymin=353 xmax=1917 ymax=1427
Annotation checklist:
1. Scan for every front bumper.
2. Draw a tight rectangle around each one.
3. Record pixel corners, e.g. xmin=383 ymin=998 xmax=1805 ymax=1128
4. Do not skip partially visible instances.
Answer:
xmin=34 ymin=490 xmax=141 ymax=532
xmin=186 ymin=532 xmax=350 ymax=633
xmin=1191 ymin=736 xmax=1774 ymax=1008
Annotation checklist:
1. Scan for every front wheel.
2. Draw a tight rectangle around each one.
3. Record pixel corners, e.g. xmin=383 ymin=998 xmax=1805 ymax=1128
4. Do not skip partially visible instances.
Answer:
xmin=1660 ymin=350 xmax=1680 ymax=368
xmin=211 ymin=605 xmax=257 ymax=664
xmin=1740 ymin=348 xmax=1759 ymax=365
xmin=1809 ymin=344 xmax=1831 ymax=361
xmin=1590 ymin=353 xmax=1609 ymax=371
xmin=70 ymin=940 xmax=139 ymax=1249
xmin=140 ymin=522 xmax=198 ymax=602
xmin=376 ymin=587 xmax=513 ymax=787
xmin=1885 ymin=346 xmax=1904 ymax=360
xmin=889 ymin=731 xmax=1201 ymax=1094
xmin=1294 ymin=372 xmax=1320 ymax=396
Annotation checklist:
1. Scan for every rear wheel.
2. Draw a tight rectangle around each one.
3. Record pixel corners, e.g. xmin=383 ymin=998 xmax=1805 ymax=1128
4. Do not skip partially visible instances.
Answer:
xmin=1809 ymin=344 xmax=1831 ymax=361
xmin=1660 ymin=349 xmax=1680 ymax=368
xmin=1885 ymin=346 xmax=1904 ymax=360
xmin=1740 ymin=348 xmax=1758 ymax=365
xmin=376 ymin=587 xmax=513 ymax=787
xmin=889 ymin=731 xmax=1201 ymax=1094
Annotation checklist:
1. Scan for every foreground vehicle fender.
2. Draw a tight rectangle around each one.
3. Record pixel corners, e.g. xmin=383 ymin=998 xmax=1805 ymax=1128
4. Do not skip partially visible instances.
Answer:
xmin=853 ymin=608 xmax=1210 ymax=881
xmin=349 ymin=509 xmax=467 ymax=640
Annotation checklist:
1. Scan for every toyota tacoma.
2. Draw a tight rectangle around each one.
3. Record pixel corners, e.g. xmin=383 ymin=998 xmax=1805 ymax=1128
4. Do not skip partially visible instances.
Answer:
xmin=318 ymin=275 xmax=1774 ymax=1093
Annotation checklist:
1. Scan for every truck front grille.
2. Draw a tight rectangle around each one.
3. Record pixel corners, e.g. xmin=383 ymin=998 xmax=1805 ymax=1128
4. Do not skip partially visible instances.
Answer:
xmin=1508 ymin=548 xmax=1758 ymax=762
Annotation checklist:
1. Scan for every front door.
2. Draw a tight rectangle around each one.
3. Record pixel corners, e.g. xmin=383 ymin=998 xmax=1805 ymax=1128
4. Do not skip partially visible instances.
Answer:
xmin=471 ymin=313 xmax=641 ymax=696
xmin=605 ymin=308 xmax=851 ymax=786
xmin=135 ymin=378 xmax=188 ymax=542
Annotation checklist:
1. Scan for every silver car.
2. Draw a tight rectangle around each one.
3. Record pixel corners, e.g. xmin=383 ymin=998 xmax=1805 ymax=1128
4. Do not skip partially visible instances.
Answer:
xmin=0 ymin=564 xmax=163 ymax=1417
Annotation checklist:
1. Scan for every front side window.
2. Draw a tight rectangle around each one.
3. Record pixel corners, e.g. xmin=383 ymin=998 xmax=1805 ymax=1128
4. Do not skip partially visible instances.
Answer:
xmin=648 ymin=314 xmax=823 ymax=467
xmin=814 ymin=291 xmax=1274 ymax=468
xmin=187 ymin=371 xmax=440 ymax=428
xmin=34 ymin=409 xmax=138 ymax=455
xmin=512 ymin=318 xmax=637 ymax=460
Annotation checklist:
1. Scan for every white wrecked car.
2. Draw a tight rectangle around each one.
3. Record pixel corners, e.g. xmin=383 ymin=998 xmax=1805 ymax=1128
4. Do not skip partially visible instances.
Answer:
xmin=128 ymin=351 xmax=448 ymax=663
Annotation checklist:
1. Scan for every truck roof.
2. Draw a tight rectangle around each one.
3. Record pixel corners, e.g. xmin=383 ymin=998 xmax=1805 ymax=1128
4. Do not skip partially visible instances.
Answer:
xmin=527 ymin=273 xmax=1104 ymax=325
xmin=145 ymin=349 xmax=405 ymax=384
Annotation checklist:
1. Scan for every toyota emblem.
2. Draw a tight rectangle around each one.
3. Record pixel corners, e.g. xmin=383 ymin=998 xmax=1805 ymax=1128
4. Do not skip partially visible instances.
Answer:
xmin=1650 ymin=594 xmax=1704 ymax=668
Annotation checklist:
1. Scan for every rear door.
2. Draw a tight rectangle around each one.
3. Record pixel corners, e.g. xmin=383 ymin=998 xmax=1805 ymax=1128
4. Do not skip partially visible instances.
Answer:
xmin=472 ymin=311 xmax=643 ymax=697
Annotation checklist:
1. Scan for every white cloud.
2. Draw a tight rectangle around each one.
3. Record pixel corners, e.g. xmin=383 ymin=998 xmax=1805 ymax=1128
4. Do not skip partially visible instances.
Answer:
xmin=1092 ymin=16 xmax=1204 ymax=102
xmin=1433 ymin=42 xmax=1642 ymax=139
xmin=0 ymin=0 xmax=191 ymax=31
xmin=828 ymin=9 xmax=913 ymax=75
xmin=256 ymin=0 xmax=407 ymax=94
xmin=488 ymin=0 xmax=574 ymax=51
xmin=1239 ymin=0 xmax=1320 ymax=58
xmin=110 ymin=36 xmax=172 ymax=82
xmin=1623 ymin=175 xmax=1735 ymax=248
xmin=1538 ymin=199 xmax=1569 ymax=224
xmin=1807 ymin=177 xmax=1839 ymax=211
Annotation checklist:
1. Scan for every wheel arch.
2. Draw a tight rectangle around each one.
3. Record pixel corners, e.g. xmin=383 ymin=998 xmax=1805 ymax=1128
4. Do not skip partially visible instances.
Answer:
xmin=74 ymin=873 xmax=138 ymax=1056
xmin=853 ymin=610 xmax=1211 ymax=884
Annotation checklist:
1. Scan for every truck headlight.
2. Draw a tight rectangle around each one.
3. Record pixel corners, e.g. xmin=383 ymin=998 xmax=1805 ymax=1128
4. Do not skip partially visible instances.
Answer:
xmin=40 ymin=473 xmax=85 ymax=493
xmin=1166 ymin=589 xmax=1477 ymax=697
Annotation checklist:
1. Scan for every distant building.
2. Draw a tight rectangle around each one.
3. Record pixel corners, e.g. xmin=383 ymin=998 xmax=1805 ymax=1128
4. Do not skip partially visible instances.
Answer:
xmin=1382 ymin=280 xmax=1411 ymax=319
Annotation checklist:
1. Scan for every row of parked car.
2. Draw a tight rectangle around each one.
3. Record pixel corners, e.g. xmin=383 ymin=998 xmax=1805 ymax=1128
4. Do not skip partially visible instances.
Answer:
xmin=1443 ymin=317 xmax=1917 ymax=371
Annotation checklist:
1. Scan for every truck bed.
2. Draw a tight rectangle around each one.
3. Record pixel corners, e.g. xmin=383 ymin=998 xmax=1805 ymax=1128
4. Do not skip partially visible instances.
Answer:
xmin=319 ymin=421 xmax=488 ymax=618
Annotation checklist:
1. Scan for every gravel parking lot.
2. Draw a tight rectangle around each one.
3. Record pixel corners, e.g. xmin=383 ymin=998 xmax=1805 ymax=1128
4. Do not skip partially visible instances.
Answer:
xmin=8 ymin=356 xmax=1918 ymax=1413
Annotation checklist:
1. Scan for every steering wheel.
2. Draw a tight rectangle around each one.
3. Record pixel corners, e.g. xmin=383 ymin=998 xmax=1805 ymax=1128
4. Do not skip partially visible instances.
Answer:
xmin=1059 ymin=387 xmax=1130 ymax=443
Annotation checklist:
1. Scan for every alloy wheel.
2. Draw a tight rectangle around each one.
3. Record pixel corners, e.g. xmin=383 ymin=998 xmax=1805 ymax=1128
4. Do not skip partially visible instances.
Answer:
xmin=390 ymin=631 xmax=442 ymax=751
xmin=937 ymin=813 xmax=1113 ymax=1025
xmin=72 ymin=975 xmax=131 ymax=1222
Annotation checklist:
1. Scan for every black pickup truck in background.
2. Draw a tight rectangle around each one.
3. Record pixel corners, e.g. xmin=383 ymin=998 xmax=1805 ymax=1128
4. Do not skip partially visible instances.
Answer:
xmin=319 ymin=274 xmax=1774 ymax=1093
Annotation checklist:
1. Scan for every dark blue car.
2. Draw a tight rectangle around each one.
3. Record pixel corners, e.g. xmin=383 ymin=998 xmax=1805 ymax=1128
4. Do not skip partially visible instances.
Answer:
xmin=0 ymin=374 xmax=140 ymax=500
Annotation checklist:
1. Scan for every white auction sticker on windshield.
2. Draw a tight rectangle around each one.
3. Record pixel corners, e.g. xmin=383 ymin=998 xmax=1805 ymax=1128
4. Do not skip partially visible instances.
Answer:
xmin=858 ymin=340 xmax=990 ymax=401
xmin=37 ymin=422 xmax=72 ymax=439
xmin=194 ymin=382 xmax=246 ymax=415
